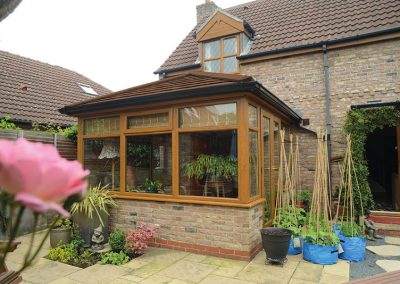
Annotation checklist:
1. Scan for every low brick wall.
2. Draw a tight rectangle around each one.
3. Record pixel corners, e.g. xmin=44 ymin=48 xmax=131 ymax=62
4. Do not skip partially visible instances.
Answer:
xmin=110 ymin=199 xmax=263 ymax=260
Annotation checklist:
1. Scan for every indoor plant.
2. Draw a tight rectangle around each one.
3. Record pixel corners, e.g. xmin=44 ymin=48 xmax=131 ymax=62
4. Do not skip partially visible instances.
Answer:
xmin=49 ymin=217 xmax=72 ymax=248
xmin=70 ymin=184 xmax=116 ymax=246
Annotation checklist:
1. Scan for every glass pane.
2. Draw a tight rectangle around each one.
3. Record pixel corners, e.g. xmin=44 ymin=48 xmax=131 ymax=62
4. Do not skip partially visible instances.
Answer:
xmin=241 ymin=33 xmax=250 ymax=54
xmin=248 ymin=105 xmax=258 ymax=128
xmin=204 ymin=40 xmax=220 ymax=59
xmin=223 ymin=37 xmax=237 ymax=55
xmin=273 ymin=122 xmax=280 ymax=206
xmin=84 ymin=138 xmax=120 ymax=191
xmin=179 ymin=130 xmax=238 ymax=198
xmin=83 ymin=117 xmax=119 ymax=135
xmin=223 ymin=56 xmax=238 ymax=73
xmin=249 ymin=131 xmax=259 ymax=197
xmin=263 ymin=117 xmax=271 ymax=221
xmin=179 ymin=103 xmax=237 ymax=128
xmin=127 ymin=113 xmax=169 ymax=129
xmin=126 ymin=134 xmax=172 ymax=194
xmin=204 ymin=59 xmax=221 ymax=72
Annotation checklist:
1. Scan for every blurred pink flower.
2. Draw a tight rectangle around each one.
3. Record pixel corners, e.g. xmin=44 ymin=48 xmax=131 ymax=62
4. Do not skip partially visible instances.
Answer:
xmin=0 ymin=138 xmax=89 ymax=216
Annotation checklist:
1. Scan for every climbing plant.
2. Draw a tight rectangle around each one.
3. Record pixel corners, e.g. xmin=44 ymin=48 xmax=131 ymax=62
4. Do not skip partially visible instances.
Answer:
xmin=343 ymin=106 xmax=400 ymax=216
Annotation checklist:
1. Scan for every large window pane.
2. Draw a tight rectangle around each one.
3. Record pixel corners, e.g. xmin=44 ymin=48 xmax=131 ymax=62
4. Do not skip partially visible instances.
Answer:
xmin=249 ymin=131 xmax=259 ymax=197
xmin=223 ymin=56 xmax=238 ymax=73
xmin=179 ymin=130 xmax=238 ymax=198
xmin=84 ymin=117 xmax=119 ymax=135
xmin=84 ymin=138 xmax=120 ymax=191
xmin=179 ymin=103 xmax=236 ymax=128
xmin=248 ymin=105 xmax=258 ymax=128
xmin=204 ymin=40 xmax=220 ymax=59
xmin=126 ymin=134 xmax=172 ymax=194
xmin=223 ymin=37 xmax=237 ymax=55
xmin=273 ymin=122 xmax=280 ymax=202
xmin=263 ymin=117 xmax=271 ymax=221
xmin=127 ymin=113 xmax=168 ymax=129
xmin=204 ymin=59 xmax=221 ymax=72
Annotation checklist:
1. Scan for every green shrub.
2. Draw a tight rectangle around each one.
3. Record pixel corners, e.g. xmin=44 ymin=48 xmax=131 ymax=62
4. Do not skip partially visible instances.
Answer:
xmin=0 ymin=115 xmax=19 ymax=130
xmin=109 ymin=228 xmax=126 ymax=252
xmin=48 ymin=243 xmax=78 ymax=264
xmin=71 ymin=234 xmax=86 ymax=252
xmin=100 ymin=251 xmax=129 ymax=265
xmin=61 ymin=124 xmax=78 ymax=144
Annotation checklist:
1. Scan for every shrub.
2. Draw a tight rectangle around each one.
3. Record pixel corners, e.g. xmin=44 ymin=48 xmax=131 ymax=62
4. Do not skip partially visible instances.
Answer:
xmin=48 ymin=243 xmax=78 ymax=264
xmin=0 ymin=115 xmax=19 ymax=130
xmin=109 ymin=228 xmax=126 ymax=252
xmin=100 ymin=251 xmax=129 ymax=265
xmin=61 ymin=124 xmax=78 ymax=144
xmin=125 ymin=222 xmax=157 ymax=257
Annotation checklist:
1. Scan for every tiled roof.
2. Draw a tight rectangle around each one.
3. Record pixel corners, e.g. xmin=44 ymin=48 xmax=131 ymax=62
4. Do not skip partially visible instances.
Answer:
xmin=157 ymin=0 xmax=400 ymax=72
xmin=0 ymin=50 xmax=110 ymax=126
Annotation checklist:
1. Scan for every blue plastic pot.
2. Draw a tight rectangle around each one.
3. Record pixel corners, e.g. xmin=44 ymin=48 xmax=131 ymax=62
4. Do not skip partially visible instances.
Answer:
xmin=339 ymin=235 xmax=366 ymax=262
xmin=303 ymin=242 xmax=339 ymax=265
xmin=288 ymin=236 xmax=302 ymax=255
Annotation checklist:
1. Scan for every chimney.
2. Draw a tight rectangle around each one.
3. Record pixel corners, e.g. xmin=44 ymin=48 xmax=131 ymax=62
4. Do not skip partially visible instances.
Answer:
xmin=196 ymin=1 xmax=218 ymax=24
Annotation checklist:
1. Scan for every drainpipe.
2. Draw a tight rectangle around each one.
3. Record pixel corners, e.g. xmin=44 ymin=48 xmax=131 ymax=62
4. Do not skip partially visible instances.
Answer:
xmin=323 ymin=45 xmax=333 ymax=197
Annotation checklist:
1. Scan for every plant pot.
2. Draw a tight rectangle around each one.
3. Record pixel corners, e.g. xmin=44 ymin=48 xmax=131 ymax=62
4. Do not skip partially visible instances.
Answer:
xmin=303 ymin=242 xmax=339 ymax=265
xmin=50 ymin=227 xmax=71 ymax=248
xmin=73 ymin=210 xmax=109 ymax=247
xmin=339 ymin=235 xmax=366 ymax=262
xmin=260 ymin=228 xmax=292 ymax=261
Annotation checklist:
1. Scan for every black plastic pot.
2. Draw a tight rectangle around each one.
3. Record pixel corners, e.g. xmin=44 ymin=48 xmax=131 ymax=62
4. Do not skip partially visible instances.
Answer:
xmin=260 ymin=228 xmax=292 ymax=261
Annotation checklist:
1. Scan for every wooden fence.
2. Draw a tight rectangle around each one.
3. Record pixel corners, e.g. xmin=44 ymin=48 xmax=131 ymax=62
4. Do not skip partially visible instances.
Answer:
xmin=0 ymin=129 xmax=77 ymax=160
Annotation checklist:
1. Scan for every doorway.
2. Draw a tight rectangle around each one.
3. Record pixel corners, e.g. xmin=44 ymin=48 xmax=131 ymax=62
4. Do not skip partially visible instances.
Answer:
xmin=365 ymin=126 xmax=399 ymax=211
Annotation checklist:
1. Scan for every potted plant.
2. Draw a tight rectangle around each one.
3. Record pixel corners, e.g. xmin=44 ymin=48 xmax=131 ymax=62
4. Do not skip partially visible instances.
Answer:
xmin=49 ymin=218 xmax=72 ymax=248
xmin=70 ymin=184 xmax=116 ymax=246
xmin=142 ymin=179 xmax=163 ymax=193
xmin=273 ymin=207 xmax=305 ymax=255
xmin=182 ymin=154 xmax=237 ymax=182
xmin=296 ymin=190 xmax=311 ymax=211
xmin=337 ymin=221 xmax=366 ymax=262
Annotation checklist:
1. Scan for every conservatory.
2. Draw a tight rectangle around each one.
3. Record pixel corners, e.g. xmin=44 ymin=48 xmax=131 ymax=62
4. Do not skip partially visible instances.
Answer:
xmin=60 ymin=71 xmax=302 ymax=260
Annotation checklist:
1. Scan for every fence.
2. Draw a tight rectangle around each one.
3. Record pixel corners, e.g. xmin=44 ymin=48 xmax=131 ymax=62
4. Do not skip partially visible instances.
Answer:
xmin=0 ymin=129 xmax=77 ymax=235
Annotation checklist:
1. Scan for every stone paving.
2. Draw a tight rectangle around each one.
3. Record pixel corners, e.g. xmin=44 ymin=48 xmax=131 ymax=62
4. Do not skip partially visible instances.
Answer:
xmin=7 ymin=231 xmax=350 ymax=284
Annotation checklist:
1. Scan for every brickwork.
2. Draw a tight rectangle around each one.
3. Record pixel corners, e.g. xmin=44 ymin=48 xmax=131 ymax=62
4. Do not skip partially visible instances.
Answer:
xmin=242 ymin=39 xmax=400 ymax=188
xmin=110 ymin=199 xmax=263 ymax=260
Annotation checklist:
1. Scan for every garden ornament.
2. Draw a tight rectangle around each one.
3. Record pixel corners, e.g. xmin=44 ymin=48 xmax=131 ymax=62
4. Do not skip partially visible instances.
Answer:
xmin=364 ymin=210 xmax=383 ymax=240
xmin=91 ymin=225 xmax=105 ymax=251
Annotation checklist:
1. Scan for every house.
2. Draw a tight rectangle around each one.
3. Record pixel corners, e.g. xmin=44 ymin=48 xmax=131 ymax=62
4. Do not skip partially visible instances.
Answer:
xmin=0 ymin=50 xmax=110 ymax=128
xmin=62 ymin=0 xmax=400 ymax=259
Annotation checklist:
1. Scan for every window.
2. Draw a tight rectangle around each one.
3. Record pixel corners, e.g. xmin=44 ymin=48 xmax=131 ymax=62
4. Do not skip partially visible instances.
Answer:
xmin=203 ymin=37 xmax=238 ymax=73
xmin=78 ymin=83 xmax=98 ymax=95
xmin=248 ymin=105 xmax=258 ymax=128
xmin=84 ymin=117 xmax=119 ymax=135
xmin=127 ymin=112 xmax=169 ymax=129
xmin=179 ymin=130 xmax=238 ymax=198
xmin=249 ymin=131 xmax=258 ymax=197
xmin=263 ymin=117 xmax=271 ymax=220
xmin=126 ymin=134 xmax=172 ymax=194
xmin=179 ymin=103 xmax=237 ymax=128
xmin=84 ymin=138 xmax=120 ymax=191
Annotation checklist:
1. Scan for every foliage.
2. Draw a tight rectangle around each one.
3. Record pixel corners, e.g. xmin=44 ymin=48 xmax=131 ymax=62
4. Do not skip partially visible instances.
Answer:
xmin=60 ymin=124 xmax=78 ymax=144
xmin=297 ymin=190 xmax=311 ymax=206
xmin=273 ymin=208 xmax=306 ymax=237
xmin=142 ymin=179 xmax=163 ymax=193
xmin=127 ymin=143 xmax=151 ymax=167
xmin=182 ymin=154 xmax=238 ymax=181
xmin=303 ymin=222 xmax=339 ymax=246
xmin=0 ymin=115 xmax=19 ymax=130
xmin=340 ymin=221 xmax=362 ymax=238
xmin=100 ymin=251 xmax=129 ymax=265
xmin=109 ymin=228 xmax=126 ymax=252
xmin=71 ymin=234 xmax=86 ymax=252
xmin=125 ymin=222 xmax=157 ymax=257
xmin=31 ymin=121 xmax=62 ymax=133
xmin=48 ymin=240 xmax=100 ymax=268
xmin=53 ymin=218 xmax=72 ymax=229
xmin=343 ymin=106 xmax=400 ymax=216
xmin=70 ymin=184 xmax=117 ymax=226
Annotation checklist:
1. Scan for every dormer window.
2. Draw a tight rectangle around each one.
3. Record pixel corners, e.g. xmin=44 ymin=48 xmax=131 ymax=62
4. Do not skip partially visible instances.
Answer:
xmin=203 ymin=36 xmax=238 ymax=73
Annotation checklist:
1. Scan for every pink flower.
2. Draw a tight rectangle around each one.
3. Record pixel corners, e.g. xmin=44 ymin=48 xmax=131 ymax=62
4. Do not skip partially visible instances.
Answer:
xmin=0 ymin=138 xmax=89 ymax=216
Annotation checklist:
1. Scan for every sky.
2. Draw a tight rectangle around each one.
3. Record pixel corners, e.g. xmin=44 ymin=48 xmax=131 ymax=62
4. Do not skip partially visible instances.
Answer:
xmin=0 ymin=0 xmax=249 ymax=92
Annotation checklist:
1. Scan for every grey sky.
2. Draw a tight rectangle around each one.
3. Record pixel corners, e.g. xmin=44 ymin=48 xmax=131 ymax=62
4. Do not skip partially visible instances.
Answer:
xmin=0 ymin=0 xmax=249 ymax=92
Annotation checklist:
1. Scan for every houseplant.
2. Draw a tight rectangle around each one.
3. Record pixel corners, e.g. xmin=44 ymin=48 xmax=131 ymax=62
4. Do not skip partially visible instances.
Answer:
xmin=49 ymin=218 xmax=72 ymax=248
xmin=70 ymin=184 xmax=116 ymax=246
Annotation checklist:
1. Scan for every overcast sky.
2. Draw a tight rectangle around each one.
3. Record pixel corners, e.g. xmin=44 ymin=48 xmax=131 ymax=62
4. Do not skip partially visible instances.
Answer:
xmin=0 ymin=0 xmax=249 ymax=92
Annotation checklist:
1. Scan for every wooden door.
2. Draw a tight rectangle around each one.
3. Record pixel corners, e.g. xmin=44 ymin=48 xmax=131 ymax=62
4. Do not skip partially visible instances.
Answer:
xmin=396 ymin=126 xmax=400 ymax=211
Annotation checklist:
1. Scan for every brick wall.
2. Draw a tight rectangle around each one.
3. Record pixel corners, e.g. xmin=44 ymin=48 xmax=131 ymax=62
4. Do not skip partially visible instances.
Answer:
xmin=110 ymin=199 xmax=263 ymax=260
xmin=242 ymin=39 xmax=400 ymax=188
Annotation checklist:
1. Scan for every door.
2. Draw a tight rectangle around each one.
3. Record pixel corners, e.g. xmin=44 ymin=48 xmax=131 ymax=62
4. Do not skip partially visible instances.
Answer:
xmin=396 ymin=126 xmax=400 ymax=211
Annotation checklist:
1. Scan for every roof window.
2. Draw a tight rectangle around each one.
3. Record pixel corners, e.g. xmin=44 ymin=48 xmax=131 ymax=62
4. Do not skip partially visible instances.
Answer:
xmin=78 ymin=83 xmax=98 ymax=96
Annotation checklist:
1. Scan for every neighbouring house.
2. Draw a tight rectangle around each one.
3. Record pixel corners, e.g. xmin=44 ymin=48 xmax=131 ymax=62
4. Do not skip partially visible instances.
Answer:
xmin=0 ymin=50 xmax=110 ymax=129
xmin=61 ymin=0 xmax=400 ymax=259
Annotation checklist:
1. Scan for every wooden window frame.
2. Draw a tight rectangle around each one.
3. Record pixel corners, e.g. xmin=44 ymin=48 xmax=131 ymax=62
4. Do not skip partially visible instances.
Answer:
xmin=202 ymin=35 xmax=240 ymax=74
xmin=77 ymin=97 xmax=282 ymax=208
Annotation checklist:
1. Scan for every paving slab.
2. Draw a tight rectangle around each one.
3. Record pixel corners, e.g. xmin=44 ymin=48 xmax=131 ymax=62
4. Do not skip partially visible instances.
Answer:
xmin=376 ymin=260 xmax=400 ymax=272
xmin=127 ymin=262 xmax=170 ymax=278
xmin=169 ymin=280 xmax=196 ymax=284
xmin=236 ymin=263 xmax=296 ymax=284
xmin=21 ymin=260 xmax=81 ymax=284
xmin=140 ymin=274 xmax=172 ymax=284
xmin=366 ymin=245 xmax=400 ymax=257
xmin=108 ymin=279 xmax=137 ymax=284
xmin=158 ymin=260 xmax=217 ymax=283
xmin=322 ymin=260 xmax=350 ymax=277
xmin=183 ymin=254 xmax=208 ymax=263
xmin=67 ymin=264 xmax=131 ymax=284
xmin=211 ymin=265 xmax=245 ymax=277
xmin=119 ymin=274 xmax=145 ymax=283
xmin=47 ymin=277 xmax=83 ymax=284
xmin=199 ymin=274 xmax=256 ymax=284
xmin=292 ymin=262 xmax=323 ymax=283
xmin=319 ymin=273 xmax=348 ymax=284
xmin=384 ymin=236 xmax=400 ymax=245
xmin=140 ymin=248 xmax=188 ymax=265
xmin=288 ymin=279 xmax=318 ymax=284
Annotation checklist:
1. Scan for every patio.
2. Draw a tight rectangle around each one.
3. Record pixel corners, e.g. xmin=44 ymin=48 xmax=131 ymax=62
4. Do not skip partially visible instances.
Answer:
xmin=7 ymin=232 xmax=349 ymax=284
